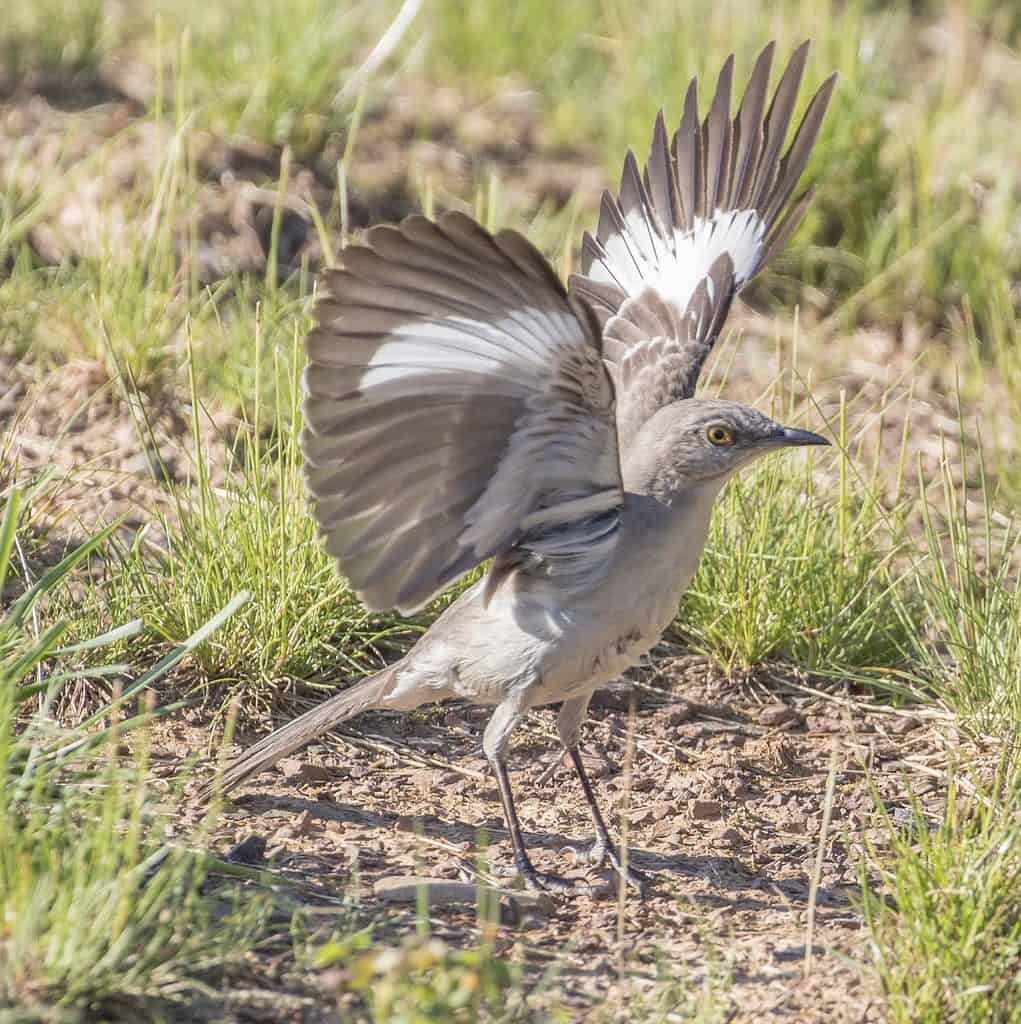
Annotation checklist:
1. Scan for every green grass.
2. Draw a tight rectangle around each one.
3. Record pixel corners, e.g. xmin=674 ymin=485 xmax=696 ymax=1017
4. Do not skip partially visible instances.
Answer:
xmin=429 ymin=0 xmax=1021 ymax=360
xmin=862 ymin=760 xmax=1021 ymax=1022
xmin=86 ymin=329 xmax=401 ymax=711
xmin=5 ymin=1 xmax=1021 ymax=1020
xmin=0 ymin=0 xmax=112 ymax=77
xmin=896 ymin=436 xmax=1021 ymax=733
xmin=0 ymin=488 xmax=269 ymax=1021
xmin=153 ymin=0 xmax=405 ymax=155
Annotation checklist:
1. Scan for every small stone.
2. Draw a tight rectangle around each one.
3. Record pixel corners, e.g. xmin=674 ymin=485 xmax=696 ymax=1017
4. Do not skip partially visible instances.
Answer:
xmin=299 ymin=763 xmax=336 ymax=784
xmin=806 ymin=715 xmax=842 ymax=734
xmin=889 ymin=715 xmax=921 ymax=735
xmin=719 ymin=827 xmax=743 ymax=846
xmin=225 ymin=833 xmax=267 ymax=865
xmin=587 ymin=869 xmax=617 ymax=900
xmin=691 ymin=799 xmax=723 ymax=821
xmin=412 ymin=769 xmax=445 ymax=795
xmin=651 ymin=800 xmax=674 ymax=822
xmin=666 ymin=704 xmax=693 ymax=726
xmin=630 ymin=806 xmax=654 ymax=826
xmin=317 ymin=967 xmax=345 ymax=992
xmin=277 ymin=758 xmax=333 ymax=785
xmin=759 ymin=704 xmax=802 ymax=728
xmin=278 ymin=757 xmax=305 ymax=780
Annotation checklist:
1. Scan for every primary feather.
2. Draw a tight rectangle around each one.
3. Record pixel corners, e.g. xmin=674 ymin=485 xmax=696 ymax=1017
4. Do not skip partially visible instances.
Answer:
xmin=570 ymin=41 xmax=837 ymax=448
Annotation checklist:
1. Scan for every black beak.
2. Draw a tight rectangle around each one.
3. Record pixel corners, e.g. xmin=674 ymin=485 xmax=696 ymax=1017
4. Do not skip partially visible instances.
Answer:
xmin=773 ymin=425 xmax=830 ymax=447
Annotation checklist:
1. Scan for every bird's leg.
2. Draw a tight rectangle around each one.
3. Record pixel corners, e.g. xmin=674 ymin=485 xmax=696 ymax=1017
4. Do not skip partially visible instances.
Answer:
xmin=558 ymin=696 xmax=649 ymax=894
xmin=566 ymin=745 xmax=648 ymax=892
xmin=484 ymin=700 xmax=578 ymax=894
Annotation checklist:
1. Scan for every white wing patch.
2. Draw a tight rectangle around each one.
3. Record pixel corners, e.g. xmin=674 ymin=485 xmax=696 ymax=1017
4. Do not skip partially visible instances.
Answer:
xmin=569 ymin=40 xmax=837 ymax=438
xmin=303 ymin=212 xmax=624 ymax=613
xmin=588 ymin=208 xmax=765 ymax=316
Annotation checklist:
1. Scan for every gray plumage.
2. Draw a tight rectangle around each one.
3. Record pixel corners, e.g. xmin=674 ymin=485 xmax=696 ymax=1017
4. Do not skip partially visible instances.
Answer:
xmin=212 ymin=42 xmax=835 ymax=895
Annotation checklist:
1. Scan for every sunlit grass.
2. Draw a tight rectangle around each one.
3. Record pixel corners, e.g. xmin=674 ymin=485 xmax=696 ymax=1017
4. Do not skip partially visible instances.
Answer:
xmin=5 ymin=2 xmax=1021 ymax=1020
xmin=862 ymin=760 xmax=1021 ymax=1022
xmin=0 ymin=487 xmax=266 ymax=1020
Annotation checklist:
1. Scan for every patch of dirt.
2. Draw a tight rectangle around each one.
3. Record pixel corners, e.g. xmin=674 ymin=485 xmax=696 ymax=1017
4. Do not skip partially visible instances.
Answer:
xmin=0 ymin=53 xmax=1005 ymax=1024
xmin=0 ymin=351 xmax=238 ymax=556
xmin=167 ymin=653 xmax=971 ymax=1022
xmin=0 ymin=68 xmax=602 ymax=290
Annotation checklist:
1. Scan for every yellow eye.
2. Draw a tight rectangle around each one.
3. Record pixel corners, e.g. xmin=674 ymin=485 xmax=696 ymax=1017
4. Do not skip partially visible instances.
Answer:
xmin=706 ymin=424 xmax=735 ymax=446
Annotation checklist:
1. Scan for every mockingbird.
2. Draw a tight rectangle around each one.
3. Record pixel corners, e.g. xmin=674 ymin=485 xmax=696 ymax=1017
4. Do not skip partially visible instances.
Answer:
xmin=214 ymin=41 xmax=836 ymax=894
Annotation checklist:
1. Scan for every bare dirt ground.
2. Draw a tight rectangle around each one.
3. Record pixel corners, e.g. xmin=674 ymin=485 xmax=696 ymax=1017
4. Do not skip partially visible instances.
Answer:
xmin=159 ymin=651 xmax=965 ymax=1023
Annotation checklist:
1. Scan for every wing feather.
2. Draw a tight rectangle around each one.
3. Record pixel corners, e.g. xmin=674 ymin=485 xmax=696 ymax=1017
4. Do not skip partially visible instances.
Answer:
xmin=569 ymin=40 xmax=835 ymax=450
xmin=304 ymin=211 xmax=622 ymax=613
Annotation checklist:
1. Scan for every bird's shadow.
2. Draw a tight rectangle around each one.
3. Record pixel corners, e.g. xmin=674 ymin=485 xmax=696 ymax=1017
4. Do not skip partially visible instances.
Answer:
xmin=230 ymin=790 xmax=848 ymax=916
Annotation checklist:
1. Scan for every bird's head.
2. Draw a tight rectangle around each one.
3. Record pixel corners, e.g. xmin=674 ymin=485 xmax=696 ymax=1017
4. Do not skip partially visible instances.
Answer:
xmin=630 ymin=398 xmax=829 ymax=493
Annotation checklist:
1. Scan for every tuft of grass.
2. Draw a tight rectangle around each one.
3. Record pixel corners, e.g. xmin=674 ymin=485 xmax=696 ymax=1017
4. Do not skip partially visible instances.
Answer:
xmin=429 ymin=0 xmax=1021 ymax=351
xmin=680 ymin=382 xmax=916 ymax=681
xmin=896 ymin=432 xmax=1021 ymax=733
xmin=862 ymin=761 xmax=1021 ymax=1023
xmin=96 ymin=315 xmax=414 ymax=712
xmin=152 ymin=0 xmax=412 ymax=155
xmin=0 ymin=0 xmax=114 ymax=77
xmin=318 ymin=932 xmax=519 ymax=1023
xmin=0 ymin=487 xmax=265 ymax=1020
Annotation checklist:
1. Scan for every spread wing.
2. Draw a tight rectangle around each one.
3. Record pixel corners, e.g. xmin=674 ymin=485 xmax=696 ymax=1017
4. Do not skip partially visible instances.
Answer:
xmin=303 ymin=211 xmax=622 ymax=614
xmin=570 ymin=40 xmax=836 ymax=449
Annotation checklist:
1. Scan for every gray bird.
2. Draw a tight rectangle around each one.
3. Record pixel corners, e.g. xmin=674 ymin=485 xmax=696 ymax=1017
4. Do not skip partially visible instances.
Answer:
xmin=214 ymin=42 xmax=836 ymax=893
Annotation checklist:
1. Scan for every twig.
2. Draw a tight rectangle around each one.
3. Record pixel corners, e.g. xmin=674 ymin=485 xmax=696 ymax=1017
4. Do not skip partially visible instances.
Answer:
xmin=804 ymin=741 xmax=839 ymax=977
xmin=336 ymin=0 xmax=423 ymax=102
xmin=333 ymin=729 xmax=487 ymax=780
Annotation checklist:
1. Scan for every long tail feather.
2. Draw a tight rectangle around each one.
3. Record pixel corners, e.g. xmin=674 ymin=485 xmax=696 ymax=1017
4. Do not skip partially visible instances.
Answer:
xmin=206 ymin=667 xmax=394 ymax=800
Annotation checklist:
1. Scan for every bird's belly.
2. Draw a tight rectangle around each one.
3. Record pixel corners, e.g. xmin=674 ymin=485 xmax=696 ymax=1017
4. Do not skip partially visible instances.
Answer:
xmin=489 ymin=508 xmax=712 ymax=709
xmin=527 ymin=576 xmax=688 ymax=706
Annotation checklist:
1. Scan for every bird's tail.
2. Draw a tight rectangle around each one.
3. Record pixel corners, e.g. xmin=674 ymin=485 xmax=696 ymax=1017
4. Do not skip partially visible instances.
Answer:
xmin=207 ymin=667 xmax=394 ymax=800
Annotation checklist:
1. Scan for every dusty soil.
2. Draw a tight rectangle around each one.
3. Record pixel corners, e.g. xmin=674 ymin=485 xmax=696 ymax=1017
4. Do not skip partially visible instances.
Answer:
xmin=160 ymin=650 xmax=967 ymax=1023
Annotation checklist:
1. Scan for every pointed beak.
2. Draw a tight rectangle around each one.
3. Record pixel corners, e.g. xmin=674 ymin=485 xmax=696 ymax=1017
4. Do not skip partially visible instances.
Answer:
xmin=772 ymin=425 xmax=830 ymax=448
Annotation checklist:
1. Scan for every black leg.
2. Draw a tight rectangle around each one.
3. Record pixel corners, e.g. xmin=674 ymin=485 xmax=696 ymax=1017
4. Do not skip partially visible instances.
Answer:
xmin=491 ymin=756 xmax=578 ymax=894
xmin=567 ymin=746 xmax=649 ymax=894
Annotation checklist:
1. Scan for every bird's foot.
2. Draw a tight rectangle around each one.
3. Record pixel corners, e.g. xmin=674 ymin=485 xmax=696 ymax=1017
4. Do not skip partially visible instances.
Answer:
xmin=496 ymin=857 xmax=582 ymax=895
xmin=566 ymin=838 xmax=650 ymax=896
xmin=605 ymin=849 xmax=650 ymax=896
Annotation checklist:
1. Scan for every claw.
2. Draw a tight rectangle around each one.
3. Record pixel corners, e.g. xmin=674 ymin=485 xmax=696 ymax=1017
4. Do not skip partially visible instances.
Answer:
xmin=564 ymin=838 xmax=649 ymax=895
xmin=605 ymin=849 xmax=649 ymax=895
xmin=512 ymin=855 xmax=583 ymax=895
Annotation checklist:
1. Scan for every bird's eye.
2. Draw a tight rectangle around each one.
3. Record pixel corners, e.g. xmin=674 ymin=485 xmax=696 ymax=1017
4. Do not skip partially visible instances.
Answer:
xmin=706 ymin=424 xmax=735 ymax=447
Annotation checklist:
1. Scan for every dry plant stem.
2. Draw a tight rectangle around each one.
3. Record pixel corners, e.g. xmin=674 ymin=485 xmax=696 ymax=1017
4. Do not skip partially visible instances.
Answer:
xmin=804 ymin=741 xmax=839 ymax=977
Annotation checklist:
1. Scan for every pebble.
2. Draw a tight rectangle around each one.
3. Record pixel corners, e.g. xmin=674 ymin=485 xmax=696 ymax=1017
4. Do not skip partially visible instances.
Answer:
xmin=690 ymin=799 xmax=723 ymax=820
xmin=759 ymin=704 xmax=803 ymax=728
